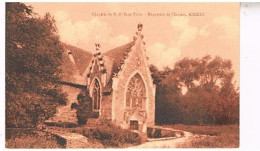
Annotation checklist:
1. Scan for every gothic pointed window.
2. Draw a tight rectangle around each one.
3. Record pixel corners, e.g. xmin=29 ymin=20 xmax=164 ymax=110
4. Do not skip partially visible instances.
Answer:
xmin=126 ymin=73 xmax=146 ymax=110
xmin=93 ymin=79 xmax=101 ymax=110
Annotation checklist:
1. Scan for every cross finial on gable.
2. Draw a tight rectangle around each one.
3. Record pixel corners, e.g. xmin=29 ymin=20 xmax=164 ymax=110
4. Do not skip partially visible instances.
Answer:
xmin=95 ymin=43 xmax=100 ymax=51
xmin=133 ymin=23 xmax=144 ymax=41
xmin=138 ymin=23 xmax=143 ymax=31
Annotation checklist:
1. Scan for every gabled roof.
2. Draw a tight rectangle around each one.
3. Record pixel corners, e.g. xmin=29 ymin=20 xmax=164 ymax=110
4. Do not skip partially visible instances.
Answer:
xmin=61 ymin=51 xmax=77 ymax=82
xmin=60 ymin=41 xmax=137 ymax=91
xmin=63 ymin=43 xmax=93 ymax=75
xmin=61 ymin=24 xmax=148 ymax=94
xmin=103 ymin=41 xmax=134 ymax=76
xmin=61 ymin=43 xmax=92 ymax=83
xmin=100 ymin=42 xmax=135 ymax=93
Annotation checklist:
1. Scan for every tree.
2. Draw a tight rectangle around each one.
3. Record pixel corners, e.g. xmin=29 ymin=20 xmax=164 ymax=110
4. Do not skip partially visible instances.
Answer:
xmin=6 ymin=3 xmax=67 ymax=128
xmin=172 ymin=57 xmax=202 ymax=91
xmin=150 ymin=65 xmax=182 ymax=124
xmin=151 ymin=55 xmax=239 ymax=125
xmin=173 ymin=56 xmax=239 ymax=124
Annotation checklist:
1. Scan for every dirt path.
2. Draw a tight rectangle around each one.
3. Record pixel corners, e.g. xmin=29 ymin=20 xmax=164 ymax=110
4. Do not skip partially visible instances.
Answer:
xmin=132 ymin=131 xmax=193 ymax=148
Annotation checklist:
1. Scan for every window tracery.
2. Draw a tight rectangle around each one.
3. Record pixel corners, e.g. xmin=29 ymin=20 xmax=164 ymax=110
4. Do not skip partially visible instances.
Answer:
xmin=93 ymin=79 xmax=101 ymax=110
xmin=126 ymin=73 xmax=146 ymax=110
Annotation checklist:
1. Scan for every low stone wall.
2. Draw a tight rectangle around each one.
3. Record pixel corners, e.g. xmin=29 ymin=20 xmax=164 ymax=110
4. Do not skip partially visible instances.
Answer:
xmin=45 ymin=129 xmax=90 ymax=148
xmin=44 ymin=121 xmax=78 ymax=128
xmin=147 ymin=126 xmax=184 ymax=140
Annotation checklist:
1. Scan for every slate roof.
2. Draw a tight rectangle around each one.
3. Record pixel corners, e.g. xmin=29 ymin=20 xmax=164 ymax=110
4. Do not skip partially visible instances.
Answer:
xmin=61 ymin=51 xmax=77 ymax=82
xmin=103 ymin=42 xmax=134 ymax=76
xmin=61 ymin=43 xmax=92 ymax=83
xmin=101 ymin=42 xmax=135 ymax=92
xmin=61 ymin=41 xmax=135 ymax=93
xmin=63 ymin=43 xmax=93 ymax=75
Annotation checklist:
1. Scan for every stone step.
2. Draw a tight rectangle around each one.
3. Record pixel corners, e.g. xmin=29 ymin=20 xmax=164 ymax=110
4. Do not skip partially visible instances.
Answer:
xmin=51 ymin=112 xmax=77 ymax=122
xmin=45 ymin=128 xmax=90 ymax=148
xmin=45 ymin=85 xmax=81 ymax=128
xmin=44 ymin=120 xmax=78 ymax=128
xmin=47 ymin=105 xmax=78 ymax=124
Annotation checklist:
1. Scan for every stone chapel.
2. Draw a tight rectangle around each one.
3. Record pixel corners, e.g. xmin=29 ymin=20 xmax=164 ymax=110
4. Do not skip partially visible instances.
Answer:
xmin=46 ymin=24 xmax=156 ymax=133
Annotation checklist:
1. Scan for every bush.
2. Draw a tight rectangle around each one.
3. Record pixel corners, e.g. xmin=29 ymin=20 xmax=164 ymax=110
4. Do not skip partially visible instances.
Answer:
xmin=71 ymin=103 xmax=77 ymax=110
xmin=6 ymin=128 xmax=60 ymax=148
xmin=6 ymin=3 xmax=67 ymax=128
xmin=83 ymin=123 xmax=141 ymax=147
xmin=153 ymin=129 xmax=162 ymax=138
xmin=75 ymin=93 xmax=93 ymax=126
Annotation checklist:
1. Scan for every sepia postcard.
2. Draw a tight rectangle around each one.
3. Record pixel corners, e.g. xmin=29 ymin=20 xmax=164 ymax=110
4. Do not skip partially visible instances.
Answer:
xmin=4 ymin=2 xmax=240 ymax=149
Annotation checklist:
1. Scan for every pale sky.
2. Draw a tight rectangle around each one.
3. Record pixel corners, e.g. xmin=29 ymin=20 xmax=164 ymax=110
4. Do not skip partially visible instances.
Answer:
xmin=26 ymin=2 xmax=240 ymax=85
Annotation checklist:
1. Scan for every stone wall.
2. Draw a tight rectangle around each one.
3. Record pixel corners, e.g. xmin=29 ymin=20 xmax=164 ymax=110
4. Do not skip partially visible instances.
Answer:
xmin=88 ymin=59 xmax=112 ymax=121
xmin=99 ymin=94 xmax=112 ymax=120
xmin=46 ymin=85 xmax=83 ymax=124
xmin=112 ymin=38 xmax=156 ymax=132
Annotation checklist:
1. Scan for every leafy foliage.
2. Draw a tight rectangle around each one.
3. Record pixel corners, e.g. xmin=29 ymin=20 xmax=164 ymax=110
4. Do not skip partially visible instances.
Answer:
xmin=6 ymin=128 xmax=60 ymax=148
xmin=83 ymin=122 xmax=142 ymax=147
xmin=151 ymin=56 xmax=239 ymax=125
xmin=75 ymin=93 xmax=93 ymax=126
xmin=6 ymin=3 xmax=67 ymax=128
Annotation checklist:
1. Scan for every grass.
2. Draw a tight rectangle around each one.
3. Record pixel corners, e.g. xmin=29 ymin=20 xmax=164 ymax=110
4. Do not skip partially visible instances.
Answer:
xmin=164 ymin=124 xmax=239 ymax=148
xmin=7 ymin=124 xmax=238 ymax=148
xmin=46 ymin=123 xmax=143 ymax=148
xmin=83 ymin=123 xmax=142 ymax=147
xmin=6 ymin=128 xmax=60 ymax=148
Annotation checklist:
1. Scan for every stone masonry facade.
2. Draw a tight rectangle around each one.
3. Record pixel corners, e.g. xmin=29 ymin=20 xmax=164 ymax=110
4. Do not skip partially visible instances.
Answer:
xmin=48 ymin=24 xmax=156 ymax=133
xmin=85 ymin=24 xmax=156 ymax=133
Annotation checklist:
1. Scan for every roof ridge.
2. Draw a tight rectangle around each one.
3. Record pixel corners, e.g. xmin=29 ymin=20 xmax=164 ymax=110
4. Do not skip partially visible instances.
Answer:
xmin=61 ymin=42 xmax=93 ymax=55
xmin=112 ymin=23 xmax=146 ymax=77
xmin=103 ymin=42 xmax=134 ymax=55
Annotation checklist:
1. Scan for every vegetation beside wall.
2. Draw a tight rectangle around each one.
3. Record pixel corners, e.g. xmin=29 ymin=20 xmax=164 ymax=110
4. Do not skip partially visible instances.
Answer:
xmin=82 ymin=123 xmax=142 ymax=147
